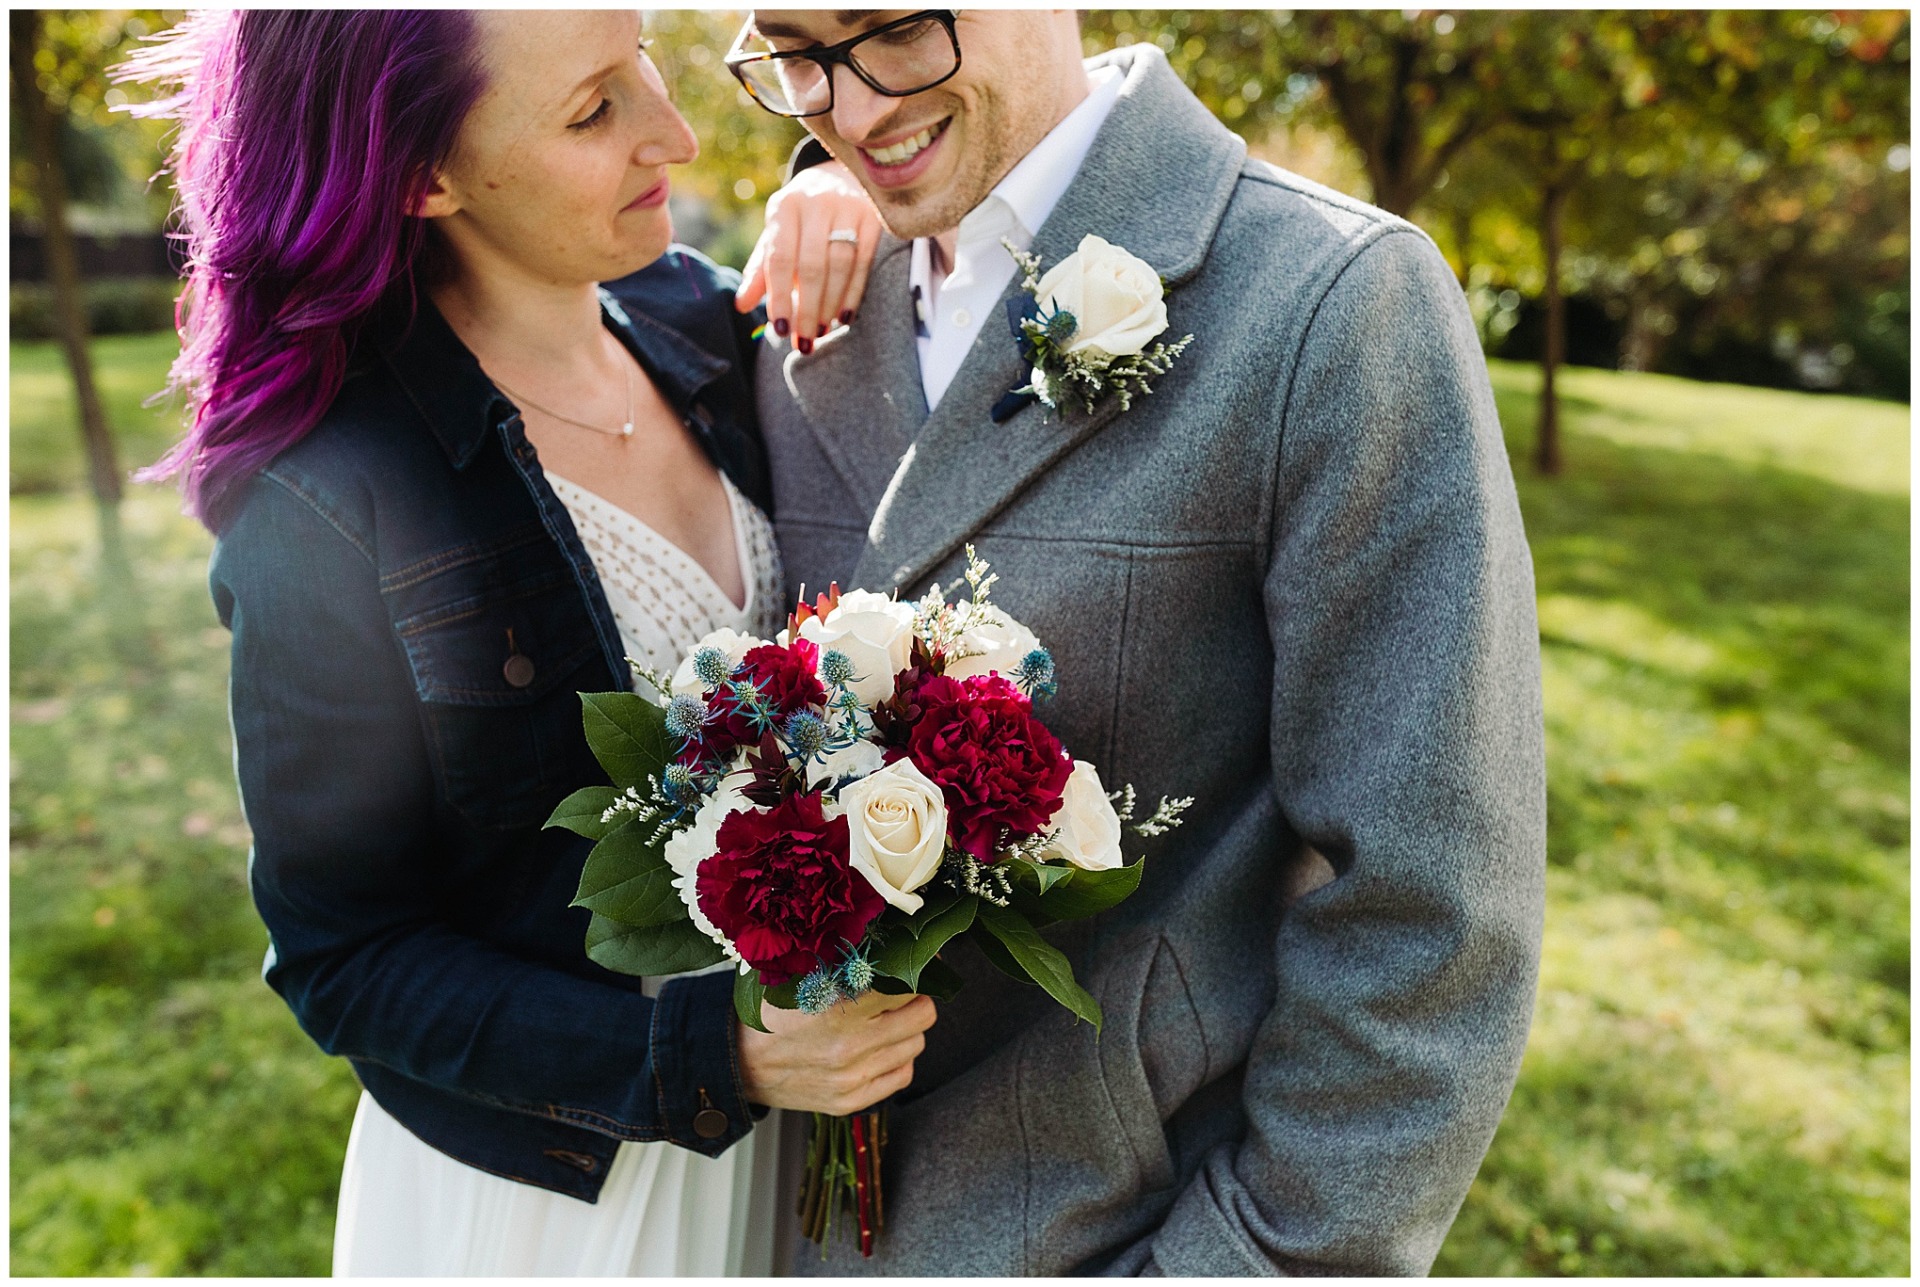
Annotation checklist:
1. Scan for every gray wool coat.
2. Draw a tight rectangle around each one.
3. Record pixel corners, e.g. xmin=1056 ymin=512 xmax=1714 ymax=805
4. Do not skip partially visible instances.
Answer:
xmin=756 ymin=44 xmax=1546 ymax=1277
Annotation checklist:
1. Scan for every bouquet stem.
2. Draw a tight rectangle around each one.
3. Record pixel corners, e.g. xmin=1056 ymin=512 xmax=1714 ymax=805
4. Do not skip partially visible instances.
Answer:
xmin=799 ymin=1108 xmax=886 ymax=1258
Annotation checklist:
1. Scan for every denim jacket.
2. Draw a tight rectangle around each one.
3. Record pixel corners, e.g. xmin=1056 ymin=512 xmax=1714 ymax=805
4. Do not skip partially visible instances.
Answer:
xmin=210 ymin=248 xmax=769 ymax=1202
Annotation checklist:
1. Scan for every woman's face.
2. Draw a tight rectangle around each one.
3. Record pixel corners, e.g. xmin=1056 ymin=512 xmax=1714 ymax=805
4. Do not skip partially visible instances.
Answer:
xmin=423 ymin=10 xmax=697 ymax=287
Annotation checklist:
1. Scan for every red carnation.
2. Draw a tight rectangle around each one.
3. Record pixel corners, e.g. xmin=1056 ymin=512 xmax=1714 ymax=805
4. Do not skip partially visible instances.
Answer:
xmin=892 ymin=672 xmax=1072 ymax=862
xmin=696 ymin=791 xmax=882 ymax=986
xmin=697 ymin=638 xmax=829 ymax=764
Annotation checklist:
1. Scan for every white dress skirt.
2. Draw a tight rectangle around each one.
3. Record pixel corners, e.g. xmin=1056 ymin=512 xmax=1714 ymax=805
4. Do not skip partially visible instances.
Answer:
xmin=332 ymin=471 xmax=792 ymax=1276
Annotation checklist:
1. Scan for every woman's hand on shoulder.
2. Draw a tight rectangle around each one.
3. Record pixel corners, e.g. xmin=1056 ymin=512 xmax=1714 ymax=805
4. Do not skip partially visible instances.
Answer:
xmin=735 ymin=160 xmax=881 ymax=354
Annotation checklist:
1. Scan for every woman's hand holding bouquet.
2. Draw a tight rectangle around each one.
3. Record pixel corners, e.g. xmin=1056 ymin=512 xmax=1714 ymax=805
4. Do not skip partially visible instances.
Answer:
xmin=548 ymin=549 xmax=1188 ymax=1255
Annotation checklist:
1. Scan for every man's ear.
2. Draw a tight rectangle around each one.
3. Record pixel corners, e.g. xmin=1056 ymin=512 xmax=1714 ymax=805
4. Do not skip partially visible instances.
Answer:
xmin=412 ymin=168 xmax=460 ymax=220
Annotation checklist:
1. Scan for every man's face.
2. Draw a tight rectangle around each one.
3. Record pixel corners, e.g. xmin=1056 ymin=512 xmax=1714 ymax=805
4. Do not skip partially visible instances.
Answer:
xmin=747 ymin=10 xmax=1084 ymax=240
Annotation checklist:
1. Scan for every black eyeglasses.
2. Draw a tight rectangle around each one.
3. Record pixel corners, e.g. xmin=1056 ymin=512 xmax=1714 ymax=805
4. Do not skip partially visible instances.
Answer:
xmin=725 ymin=11 xmax=961 ymax=119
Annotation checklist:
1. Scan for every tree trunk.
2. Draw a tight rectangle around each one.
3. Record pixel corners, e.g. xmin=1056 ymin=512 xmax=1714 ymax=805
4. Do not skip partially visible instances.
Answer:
xmin=12 ymin=10 xmax=128 ymax=571
xmin=1620 ymin=282 xmax=1657 ymax=373
xmin=1535 ymin=177 xmax=1570 ymax=476
xmin=1449 ymin=207 xmax=1473 ymax=289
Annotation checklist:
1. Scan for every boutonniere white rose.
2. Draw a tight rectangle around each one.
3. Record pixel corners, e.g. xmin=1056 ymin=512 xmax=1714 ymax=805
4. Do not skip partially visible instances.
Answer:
xmin=999 ymin=234 xmax=1194 ymax=419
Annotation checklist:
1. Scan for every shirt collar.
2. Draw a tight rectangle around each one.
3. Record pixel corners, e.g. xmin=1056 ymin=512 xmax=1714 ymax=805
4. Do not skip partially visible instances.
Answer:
xmin=373 ymin=287 xmax=731 ymax=471
xmin=956 ymin=62 xmax=1124 ymax=251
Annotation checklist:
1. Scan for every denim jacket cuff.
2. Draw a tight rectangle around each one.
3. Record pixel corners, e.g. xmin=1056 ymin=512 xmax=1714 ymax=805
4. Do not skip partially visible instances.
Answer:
xmin=649 ymin=969 xmax=755 ymax=1156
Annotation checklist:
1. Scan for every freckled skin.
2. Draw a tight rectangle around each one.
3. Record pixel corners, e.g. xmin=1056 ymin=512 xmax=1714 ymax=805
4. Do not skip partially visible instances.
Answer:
xmin=426 ymin=10 xmax=697 ymax=285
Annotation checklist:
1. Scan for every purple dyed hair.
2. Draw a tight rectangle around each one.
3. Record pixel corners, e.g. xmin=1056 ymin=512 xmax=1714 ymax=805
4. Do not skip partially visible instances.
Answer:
xmin=119 ymin=10 xmax=484 ymax=531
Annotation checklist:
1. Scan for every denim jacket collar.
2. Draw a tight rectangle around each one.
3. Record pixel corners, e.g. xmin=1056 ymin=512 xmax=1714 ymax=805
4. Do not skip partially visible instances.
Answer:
xmin=374 ymin=288 xmax=734 ymax=472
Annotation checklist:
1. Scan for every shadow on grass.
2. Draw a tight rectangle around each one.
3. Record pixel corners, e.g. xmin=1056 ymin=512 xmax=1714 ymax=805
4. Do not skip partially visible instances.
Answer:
xmin=1437 ymin=398 xmax=1911 ymax=1276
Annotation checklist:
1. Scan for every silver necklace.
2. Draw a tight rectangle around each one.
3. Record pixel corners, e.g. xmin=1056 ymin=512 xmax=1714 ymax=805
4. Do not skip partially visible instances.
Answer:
xmin=493 ymin=361 xmax=635 ymax=438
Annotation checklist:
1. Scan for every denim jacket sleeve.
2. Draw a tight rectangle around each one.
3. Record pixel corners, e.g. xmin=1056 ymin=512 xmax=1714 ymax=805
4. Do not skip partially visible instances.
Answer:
xmin=210 ymin=469 xmax=756 ymax=1156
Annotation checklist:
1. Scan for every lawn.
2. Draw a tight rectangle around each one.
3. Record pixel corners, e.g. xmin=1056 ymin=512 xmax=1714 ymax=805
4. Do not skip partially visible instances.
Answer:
xmin=9 ymin=340 xmax=1910 ymax=1275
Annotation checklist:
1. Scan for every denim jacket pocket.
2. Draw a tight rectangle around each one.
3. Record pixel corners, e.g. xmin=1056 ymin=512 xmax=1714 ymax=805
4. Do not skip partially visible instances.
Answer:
xmin=389 ymin=543 xmax=606 ymax=831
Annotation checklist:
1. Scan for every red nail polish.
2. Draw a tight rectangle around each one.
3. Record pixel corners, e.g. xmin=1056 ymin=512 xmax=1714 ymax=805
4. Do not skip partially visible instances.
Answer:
xmin=840 ymin=310 xmax=853 ymax=326
xmin=773 ymin=317 xmax=789 ymax=338
xmin=798 ymin=337 xmax=813 ymax=356
xmin=816 ymin=323 xmax=828 ymax=338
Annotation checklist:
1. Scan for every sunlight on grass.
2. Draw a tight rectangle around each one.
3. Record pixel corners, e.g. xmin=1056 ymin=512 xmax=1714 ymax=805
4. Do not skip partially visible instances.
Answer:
xmin=11 ymin=337 xmax=1911 ymax=1275
xmin=1488 ymin=359 xmax=1911 ymax=497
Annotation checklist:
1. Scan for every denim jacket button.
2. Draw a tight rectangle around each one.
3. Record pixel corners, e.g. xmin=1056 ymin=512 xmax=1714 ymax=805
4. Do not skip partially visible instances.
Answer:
xmin=503 ymin=654 xmax=536 ymax=688
xmin=692 ymin=1107 xmax=729 ymax=1139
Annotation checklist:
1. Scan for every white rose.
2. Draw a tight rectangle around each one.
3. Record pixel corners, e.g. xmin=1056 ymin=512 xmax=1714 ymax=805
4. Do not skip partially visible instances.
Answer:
xmin=669 ymin=628 xmax=767 ymax=699
xmin=1044 ymin=759 xmax=1125 ymax=872
xmin=662 ymin=771 xmax=753 ymax=970
xmin=794 ymin=589 xmax=917 ymax=706
xmin=1034 ymin=234 xmax=1169 ymax=360
xmin=815 ymin=737 xmax=886 ymax=787
xmin=941 ymin=606 xmax=1042 ymax=685
xmin=830 ymin=758 xmax=948 ymax=914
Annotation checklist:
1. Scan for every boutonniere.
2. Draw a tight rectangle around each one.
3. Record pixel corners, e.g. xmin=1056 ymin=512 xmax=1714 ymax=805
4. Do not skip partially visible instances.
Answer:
xmin=991 ymin=234 xmax=1194 ymax=423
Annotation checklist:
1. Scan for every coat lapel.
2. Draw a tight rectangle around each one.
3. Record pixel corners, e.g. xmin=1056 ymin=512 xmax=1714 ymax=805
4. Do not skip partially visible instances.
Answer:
xmin=780 ymin=237 xmax=926 ymax=513
xmin=850 ymin=45 xmax=1249 ymax=594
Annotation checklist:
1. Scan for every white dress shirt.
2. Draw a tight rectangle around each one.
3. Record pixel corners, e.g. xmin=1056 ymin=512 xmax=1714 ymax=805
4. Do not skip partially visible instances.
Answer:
xmin=910 ymin=64 xmax=1123 ymax=411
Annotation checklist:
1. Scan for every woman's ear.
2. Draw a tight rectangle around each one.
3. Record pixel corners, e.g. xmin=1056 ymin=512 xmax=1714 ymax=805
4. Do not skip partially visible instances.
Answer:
xmin=412 ymin=169 xmax=461 ymax=219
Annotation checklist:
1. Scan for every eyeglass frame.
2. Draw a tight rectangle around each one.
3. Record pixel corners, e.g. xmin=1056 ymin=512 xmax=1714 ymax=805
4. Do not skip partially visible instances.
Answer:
xmin=724 ymin=10 xmax=963 ymax=119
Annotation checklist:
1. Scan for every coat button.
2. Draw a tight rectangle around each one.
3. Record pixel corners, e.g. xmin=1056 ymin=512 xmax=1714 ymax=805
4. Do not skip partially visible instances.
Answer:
xmin=503 ymin=654 xmax=536 ymax=688
xmin=692 ymin=1107 xmax=729 ymax=1139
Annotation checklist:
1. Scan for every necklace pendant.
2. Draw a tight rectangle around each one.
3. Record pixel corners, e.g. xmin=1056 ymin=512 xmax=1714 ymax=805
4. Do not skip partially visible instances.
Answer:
xmin=620 ymin=421 xmax=634 ymax=438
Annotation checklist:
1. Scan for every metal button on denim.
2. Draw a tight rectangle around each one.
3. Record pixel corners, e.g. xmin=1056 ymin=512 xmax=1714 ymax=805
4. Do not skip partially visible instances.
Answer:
xmin=503 ymin=654 xmax=536 ymax=688
xmin=693 ymin=1107 xmax=728 ymax=1139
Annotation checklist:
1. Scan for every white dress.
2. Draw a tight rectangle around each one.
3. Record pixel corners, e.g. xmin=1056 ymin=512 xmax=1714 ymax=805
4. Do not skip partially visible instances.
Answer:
xmin=332 ymin=471 xmax=790 ymax=1277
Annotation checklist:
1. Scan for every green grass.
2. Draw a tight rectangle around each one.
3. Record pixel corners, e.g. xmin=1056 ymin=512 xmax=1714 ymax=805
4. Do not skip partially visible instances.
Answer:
xmin=9 ymin=341 xmax=1910 ymax=1275
xmin=9 ymin=332 xmax=186 ymax=495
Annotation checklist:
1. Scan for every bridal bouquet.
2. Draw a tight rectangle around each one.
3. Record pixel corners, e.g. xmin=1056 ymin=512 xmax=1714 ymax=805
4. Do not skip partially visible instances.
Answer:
xmin=547 ymin=549 xmax=1187 ymax=1257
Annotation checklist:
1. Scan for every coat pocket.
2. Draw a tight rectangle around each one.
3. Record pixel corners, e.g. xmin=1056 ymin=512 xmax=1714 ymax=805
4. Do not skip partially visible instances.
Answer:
xmin=1095 ymin=933 xmax=1210 ymax=1197
xmin=391 ymin=560 xmax=607 ymax=832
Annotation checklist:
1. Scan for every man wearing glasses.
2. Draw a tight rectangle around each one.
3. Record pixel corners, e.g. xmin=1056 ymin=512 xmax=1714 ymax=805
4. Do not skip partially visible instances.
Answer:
xmin=737 ymin=10 xmax=1546 ymax=1277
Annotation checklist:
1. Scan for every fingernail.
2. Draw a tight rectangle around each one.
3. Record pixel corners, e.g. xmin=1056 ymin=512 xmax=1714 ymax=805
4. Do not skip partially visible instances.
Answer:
xmin=773 ymin=317 xmax=789 ymax=338
xmin=814 ymin=323 xmax=827 ymax=338
xmin=840 ymin=310 xmax=853 ymax=326
xmin=798 ymin=337 xmax=813 ymax=356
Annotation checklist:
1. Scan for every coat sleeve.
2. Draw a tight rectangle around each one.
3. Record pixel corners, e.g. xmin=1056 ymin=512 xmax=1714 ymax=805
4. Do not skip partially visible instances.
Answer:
xmin=211 ymin=473 xmax=754 ymax=1155
xmin=1138 ymin=228 xmax=1547 ymax=1274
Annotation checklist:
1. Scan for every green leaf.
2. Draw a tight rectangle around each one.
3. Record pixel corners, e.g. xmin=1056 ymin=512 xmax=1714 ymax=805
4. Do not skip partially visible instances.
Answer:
xmin=971 ymin=922 xmax=1032 ymax=983
xmin=913 ymin=954 xmax=965 ymax=1002
xmin=580 ymin=691 xmax=673 ymax=788
xmin=1026 ymin=859 xmax=1144 ymax=922
xmin=544 ymin=786 xmax=620 ymax=839
xmin=902 ymin=887 xmax=962 ymax=935
xmin=976 ymin=901 xmax=1103 ymax=1030
xmin=734 ymin=969 xmax=768 ymax=1033
xmin=871 ymin=896 xmax=976 ymax=990
xmin=584 ymin=913 xmax=725 ymax=977
xmin=570 ymin=822 xmax=683 ymax=927
xmin=1007 ymin=857 xmax=1076 ymax=895
xmin=763 ymin=980 xmax=798 ymax=1011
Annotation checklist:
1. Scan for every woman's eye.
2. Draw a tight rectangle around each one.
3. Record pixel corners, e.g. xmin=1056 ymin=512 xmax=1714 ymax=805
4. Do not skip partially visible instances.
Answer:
xmin=570 ymin=97 xmax=612 ymax=131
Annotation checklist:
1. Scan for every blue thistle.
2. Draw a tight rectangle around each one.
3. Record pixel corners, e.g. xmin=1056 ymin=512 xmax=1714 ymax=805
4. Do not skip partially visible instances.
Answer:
xmin=819 ymin=648 xmax=858 ymax=689
xmin=794 ymin=968 xmax=842 ymax=1015
xmin=723 ymin=675 xmax=781 ymax=736
xmin=662 ymin=762 xmax=696 ymax=800
xmin=837 ymin=945 xmax=876 ymax=998
xmin=1043 ymin=307 xmax=1078 ymax=345
xmin=1012 ymin=647 xmax=1058 ymax=700
xmin=783 ymin=710 xmax=830 ymax=762
xmin=692 ymin=646 xmax=733 ymax=689
xmin=664 ymin=694 xmax=708 ymax=742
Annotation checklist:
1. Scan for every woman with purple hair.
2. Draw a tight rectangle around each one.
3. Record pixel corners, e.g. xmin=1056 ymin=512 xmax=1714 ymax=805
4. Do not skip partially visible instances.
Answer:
xmin=122 ymin=10 xmax=930 ymax=1276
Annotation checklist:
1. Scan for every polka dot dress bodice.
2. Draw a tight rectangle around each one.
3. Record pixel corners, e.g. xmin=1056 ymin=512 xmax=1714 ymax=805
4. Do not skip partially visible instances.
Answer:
xmin=546 ymin=472 xmax=786 ymax=684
